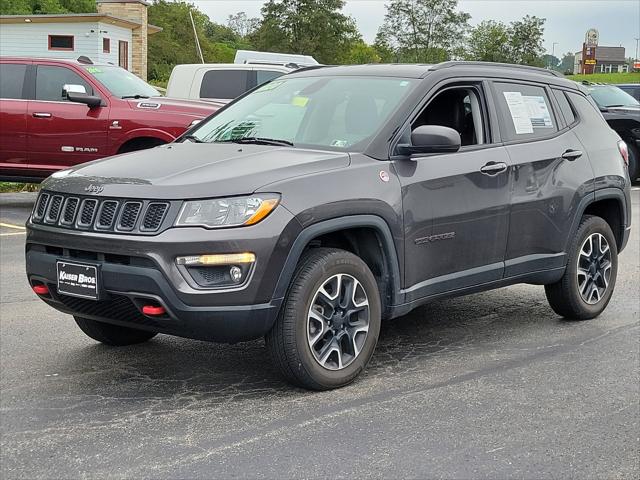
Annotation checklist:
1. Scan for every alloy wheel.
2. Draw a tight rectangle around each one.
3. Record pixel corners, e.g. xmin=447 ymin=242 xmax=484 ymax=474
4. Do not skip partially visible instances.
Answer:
xmin=577 ymin=233 xmax=612 ymax=305
xmin=307 ymin=274 xmax=370 ymax=370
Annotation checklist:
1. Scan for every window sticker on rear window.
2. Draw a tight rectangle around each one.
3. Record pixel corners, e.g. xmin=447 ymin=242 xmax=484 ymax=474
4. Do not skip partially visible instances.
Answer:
xmin=503 ymin=92 xmax=553 ymax=134
xmin=85 ymin=67 xmax=102 ymax=74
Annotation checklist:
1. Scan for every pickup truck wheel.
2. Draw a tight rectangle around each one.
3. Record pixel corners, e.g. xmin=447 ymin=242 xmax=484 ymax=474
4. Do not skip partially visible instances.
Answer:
xmin=74 ymin=316 xmax=157 ymax=346
xmin=266 ymin=248 xmax=381 ymax=390
xmin=545 ymin=215 xmax=618 ymax=320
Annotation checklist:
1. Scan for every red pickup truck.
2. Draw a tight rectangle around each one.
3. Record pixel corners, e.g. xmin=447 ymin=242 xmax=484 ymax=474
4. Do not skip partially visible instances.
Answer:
xmin=0 ymin=57 xmax=221 ymax=182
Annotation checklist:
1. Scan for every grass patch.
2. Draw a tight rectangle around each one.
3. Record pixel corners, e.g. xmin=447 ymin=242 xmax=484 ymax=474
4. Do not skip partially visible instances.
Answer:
xmin=0 ymin=182 xmax=39 ymax=193
xmin=566 ymin=72 xmax=640 ymax=84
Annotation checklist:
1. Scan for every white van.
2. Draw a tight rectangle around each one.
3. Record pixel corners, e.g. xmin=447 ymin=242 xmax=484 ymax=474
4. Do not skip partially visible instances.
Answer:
xmin=166 ymin=51 xmax=319 ymax=103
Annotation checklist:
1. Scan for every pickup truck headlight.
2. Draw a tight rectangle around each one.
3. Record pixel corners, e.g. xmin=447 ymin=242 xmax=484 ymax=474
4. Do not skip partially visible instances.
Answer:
xmin=175 ymin=195 xmax=280 ymax=228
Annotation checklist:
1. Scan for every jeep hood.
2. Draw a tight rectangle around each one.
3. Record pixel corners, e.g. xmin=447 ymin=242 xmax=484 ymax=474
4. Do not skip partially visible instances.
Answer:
xmin=43 ymin=143 xmax=350 ymax=199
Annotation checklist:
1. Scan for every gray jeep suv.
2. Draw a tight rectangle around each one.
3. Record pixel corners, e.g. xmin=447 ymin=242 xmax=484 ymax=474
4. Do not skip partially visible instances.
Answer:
xmin=26 ymin=62 xmax=632 ymax=390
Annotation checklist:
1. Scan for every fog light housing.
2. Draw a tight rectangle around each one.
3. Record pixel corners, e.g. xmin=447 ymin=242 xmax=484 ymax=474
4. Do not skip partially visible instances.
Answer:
xmin=176 ymin=253 xmax=255 ymax=289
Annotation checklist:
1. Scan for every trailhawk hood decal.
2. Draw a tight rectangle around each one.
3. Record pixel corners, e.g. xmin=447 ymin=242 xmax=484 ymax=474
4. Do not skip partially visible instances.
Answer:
xmin=42 ymin=143 xmax=350 ymax=199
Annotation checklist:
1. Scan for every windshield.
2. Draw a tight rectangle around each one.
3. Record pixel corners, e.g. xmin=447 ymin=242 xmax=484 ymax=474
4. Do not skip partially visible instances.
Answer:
xmin=587 ymin=85 xmax=639 ymax=108
xmin=187 ymin=76 xmax=417 ymax=150
xmin=84 ymin=65 xmax=160 ymax=99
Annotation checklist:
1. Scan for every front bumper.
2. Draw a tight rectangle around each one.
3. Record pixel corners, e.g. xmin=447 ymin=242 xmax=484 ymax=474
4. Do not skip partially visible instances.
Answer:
xmin=25 ymin=206 xmax=301 ymax=343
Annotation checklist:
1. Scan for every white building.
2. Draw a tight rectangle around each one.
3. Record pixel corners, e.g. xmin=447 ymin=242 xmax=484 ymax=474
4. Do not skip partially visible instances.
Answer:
xmin=0 ymin=0 xmax=160 ymax=79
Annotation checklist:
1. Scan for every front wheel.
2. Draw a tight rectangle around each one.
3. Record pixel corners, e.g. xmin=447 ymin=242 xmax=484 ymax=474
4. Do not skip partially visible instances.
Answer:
xmin=545 ymin=215 xmax=618 ymax=320
xmin=266 ymin=248 xmax=382 ymax=390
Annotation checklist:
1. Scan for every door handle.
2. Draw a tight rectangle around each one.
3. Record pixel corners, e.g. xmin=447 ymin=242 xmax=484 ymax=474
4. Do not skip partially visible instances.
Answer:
xmin=561 ymin=149 xmax=583 ymax=161
xmin=32 ymin=112 xmax=52 ymax=118
xmin=480 ymin=162 xmax=508 ymax=176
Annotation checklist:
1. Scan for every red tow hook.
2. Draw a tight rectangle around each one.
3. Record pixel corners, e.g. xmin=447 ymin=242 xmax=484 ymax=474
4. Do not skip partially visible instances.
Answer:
xmin=142 ymin=305 xmax=166 ymax=316
xmin=32 ymin=284 xmax=50 ymax=296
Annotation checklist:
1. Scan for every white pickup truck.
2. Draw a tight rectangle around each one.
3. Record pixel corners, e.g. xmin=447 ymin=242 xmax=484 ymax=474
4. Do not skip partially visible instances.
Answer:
xmin=166 ymin=50 xmax=319 ymax=104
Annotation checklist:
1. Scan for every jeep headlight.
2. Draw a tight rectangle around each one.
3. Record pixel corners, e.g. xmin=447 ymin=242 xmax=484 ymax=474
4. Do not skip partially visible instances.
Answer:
xmin=175 ymin=195 xmax=280 ymax=228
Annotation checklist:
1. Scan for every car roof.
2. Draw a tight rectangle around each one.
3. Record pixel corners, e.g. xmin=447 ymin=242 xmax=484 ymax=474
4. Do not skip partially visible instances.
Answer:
xmin=0 ymin=56 xmax=113 ymax=67
xmin=287 ymin=61 xmax=580 ymax=88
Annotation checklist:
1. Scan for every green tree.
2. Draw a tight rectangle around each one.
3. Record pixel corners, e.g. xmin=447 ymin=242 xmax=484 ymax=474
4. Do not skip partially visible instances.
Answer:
xmin=542 ymin=54 xmax=560 ymax=70
xmin=227 ymin=11 xmax=260 ymax=39
xmin=343 ymin=41 xmax=381 ymax=64
xmin=559 ymin=52 xmax=576 ymax=74
xmin=465 ymin=15 xmax=547 ymax=67
xmin=0 ymin=0 xmax=95 ymax=14
xmin=465 ymin=20 xmax=511 ymax=63
xmin=250 ymin=0 xmax=361 ymax=64
xmin=376 ymin=0 xmax=470 ymax=63
xmin=509 ymin=15 xmax=546 ymax=66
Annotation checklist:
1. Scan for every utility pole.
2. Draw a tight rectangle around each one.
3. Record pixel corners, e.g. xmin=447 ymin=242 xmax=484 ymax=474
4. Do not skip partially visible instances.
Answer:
xmin=549 ymin=42 xmax=559 ymax=69
xmin=189 ymin=10 xmax=204 ymax=64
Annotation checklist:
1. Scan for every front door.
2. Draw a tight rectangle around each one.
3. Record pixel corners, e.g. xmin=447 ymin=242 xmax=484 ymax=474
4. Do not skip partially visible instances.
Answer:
xmin=393 ymin=83 xmax=512 ymax=302
xmin=118 ymin=41 xmax=129 ymax=70
xmin=0 ymin=62 xmax=29 ymax=176
xmin=27 ymin=64 xmax=110 ymax=176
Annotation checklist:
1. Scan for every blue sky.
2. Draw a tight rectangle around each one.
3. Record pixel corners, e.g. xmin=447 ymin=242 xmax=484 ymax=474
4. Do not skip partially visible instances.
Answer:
xmin=193 ymin=0 xmax=640 ymax=60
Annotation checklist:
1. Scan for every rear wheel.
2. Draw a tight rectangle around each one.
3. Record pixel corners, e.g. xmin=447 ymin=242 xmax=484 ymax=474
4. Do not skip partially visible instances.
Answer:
xmin=545 ymin=215 xmax=618 ymax=320
xmin=74 ymin=316 xmax=157 ymax=346
xmin=266 ymin=248 xmax=381 ymax=390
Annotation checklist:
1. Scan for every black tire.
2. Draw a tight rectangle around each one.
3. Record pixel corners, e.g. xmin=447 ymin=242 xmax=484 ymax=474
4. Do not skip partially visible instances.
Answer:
xmin=545 ymin=215 xmax=618 ymax=320
xmin=74 ymin=316 xmax=157 ymax=346
xmin=117 ymin=138 xmax=166 ymax=154
xmin=627 ymin=144 xmax=639 ymax=182
xmin=266 ymin=248 xmax=382 ymax=390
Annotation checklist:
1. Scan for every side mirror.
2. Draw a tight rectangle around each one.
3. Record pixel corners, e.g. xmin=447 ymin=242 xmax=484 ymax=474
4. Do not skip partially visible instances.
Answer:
xmin=397 ymin=125 xmax=462 ymax=156
xmin=66 ymin=91 xmax=103 ymax=108
xmin=62 ymin=84 xmax=87 ymax=96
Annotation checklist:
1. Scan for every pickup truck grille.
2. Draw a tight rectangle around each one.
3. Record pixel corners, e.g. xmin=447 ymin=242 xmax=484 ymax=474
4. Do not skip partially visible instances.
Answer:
xmin=31 ymin=191 xmax=173 ymax=235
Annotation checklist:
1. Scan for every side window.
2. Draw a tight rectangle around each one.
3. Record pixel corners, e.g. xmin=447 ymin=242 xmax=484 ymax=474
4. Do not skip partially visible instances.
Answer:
xmin=199 ymin=70 xmax=249 ymax=99
xmin=256 ymin=70 xmax=284 ymax=87
xmin=567 ymin=92 xmax=607 ymax=125
xmin=409 ymin=86 xmax=487 ymax=147
xmin=35 ymin=66 xmax=93 ymax=102
xmin=494 ymin=82 xmax=558 ymax=142
xmin=0 ymin=64 xmax=27 ymax=99
xmin=552 ymin=89 xmax=576 ymax=126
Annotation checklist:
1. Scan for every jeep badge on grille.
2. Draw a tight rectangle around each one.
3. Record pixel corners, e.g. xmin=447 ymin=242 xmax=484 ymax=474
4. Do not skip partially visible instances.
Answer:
xmin=84 ymin=185 xmax=104 ymax=194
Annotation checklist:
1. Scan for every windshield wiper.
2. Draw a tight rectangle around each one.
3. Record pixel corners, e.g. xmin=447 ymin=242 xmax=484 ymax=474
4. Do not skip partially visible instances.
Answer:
xmin=182 ymin=135 xmax=204 ymax=143
xmin=224 ymin=137 xmax=294 ymax=147
xmin=605 ymin=104 xmax=625 ymax=108
xmin=121 ymin=94 xmax=150 ymax=99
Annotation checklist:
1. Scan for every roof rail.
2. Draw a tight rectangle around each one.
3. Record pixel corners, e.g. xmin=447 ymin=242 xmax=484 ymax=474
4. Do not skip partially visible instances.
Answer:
xmin=286 ymin=64 xmax=331 ymax=74
xmin=431 ymin=61 xmax=563 ymax=78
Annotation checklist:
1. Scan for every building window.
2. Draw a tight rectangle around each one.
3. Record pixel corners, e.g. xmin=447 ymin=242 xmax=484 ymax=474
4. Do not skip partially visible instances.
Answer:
xmin=48 ymin=35 xmax=74 ymax=51
xmin=103 ymin=38 xmax=110 ymax=53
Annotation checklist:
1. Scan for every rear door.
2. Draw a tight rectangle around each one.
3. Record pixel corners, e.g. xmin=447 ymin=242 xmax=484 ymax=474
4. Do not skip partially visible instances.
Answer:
xmin=27 ymin=64 xmax=110 ymax=176
xmin=492 ymin=81 xmax=595 ymax=277
xmin=0 ymin=62 xmax=30 ymax=176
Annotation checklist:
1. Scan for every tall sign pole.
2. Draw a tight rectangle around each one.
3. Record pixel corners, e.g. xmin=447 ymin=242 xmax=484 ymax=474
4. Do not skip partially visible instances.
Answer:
xmin=582 ymin=28 xmax=599 ymax=74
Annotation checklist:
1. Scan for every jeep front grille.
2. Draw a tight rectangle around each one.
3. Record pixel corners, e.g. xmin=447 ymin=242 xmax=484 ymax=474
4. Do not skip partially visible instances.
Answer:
xmin=31 ymin=191 xmax=175 ymax=235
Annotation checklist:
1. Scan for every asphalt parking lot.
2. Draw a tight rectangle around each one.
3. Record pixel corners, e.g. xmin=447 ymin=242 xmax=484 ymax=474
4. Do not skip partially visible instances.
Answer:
xmin=1 ymin=190 xmax=639 ymax=479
